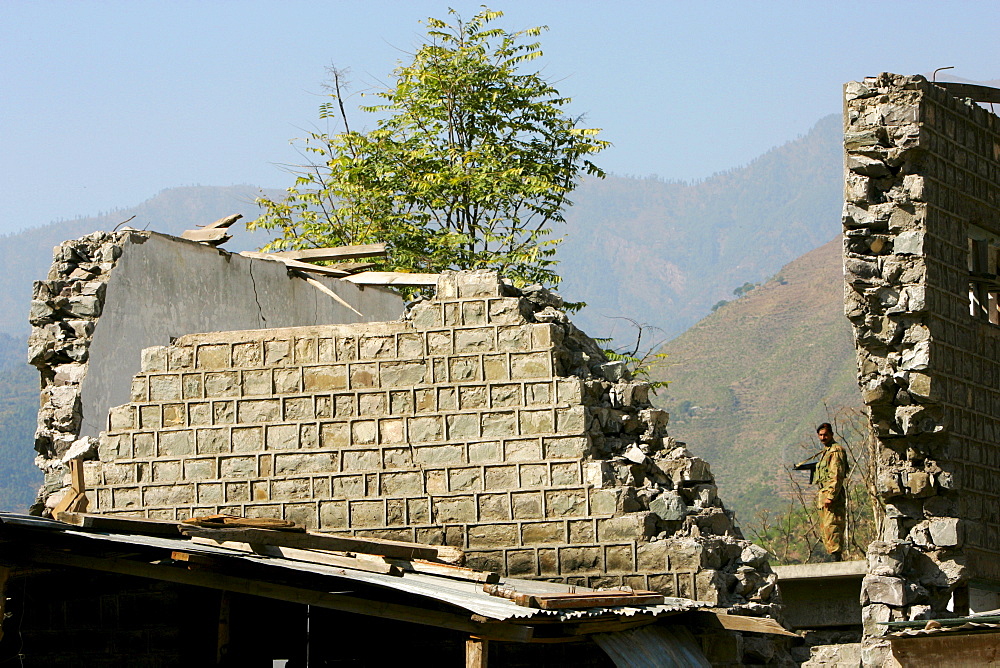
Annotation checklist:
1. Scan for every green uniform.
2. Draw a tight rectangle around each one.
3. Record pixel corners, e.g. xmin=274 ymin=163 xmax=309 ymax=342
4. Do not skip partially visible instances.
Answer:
xmin=815 ymin=442 xmax=847 ymax=555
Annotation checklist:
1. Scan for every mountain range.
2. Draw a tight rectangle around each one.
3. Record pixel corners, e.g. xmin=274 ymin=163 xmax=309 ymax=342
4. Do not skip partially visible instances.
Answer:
xmin=0 ymin=113 xmax=849 ymax=517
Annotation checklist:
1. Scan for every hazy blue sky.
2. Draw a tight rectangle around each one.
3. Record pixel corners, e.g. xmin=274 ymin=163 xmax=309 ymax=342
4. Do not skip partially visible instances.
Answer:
xmin=3 ymin=1 xmax=999 ymax=235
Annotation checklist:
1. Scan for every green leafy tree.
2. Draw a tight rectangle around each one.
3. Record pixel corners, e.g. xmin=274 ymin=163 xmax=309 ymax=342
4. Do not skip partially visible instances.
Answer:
xmin=249 ymin=9 xmax=609 ymax=287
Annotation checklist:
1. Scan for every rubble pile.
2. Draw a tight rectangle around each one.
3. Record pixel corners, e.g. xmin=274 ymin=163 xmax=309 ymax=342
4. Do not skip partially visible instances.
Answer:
xmin=26 ymin=230 xmax=136 ymax=512
xmin=409 ymin=275 xmax=781 ymax=613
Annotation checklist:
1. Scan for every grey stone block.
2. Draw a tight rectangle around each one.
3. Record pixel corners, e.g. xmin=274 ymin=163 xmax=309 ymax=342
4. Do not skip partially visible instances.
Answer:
xmin=862 ymin=574 xmax=905 ymax=606
xmin=649 ymin=491 xmax=687 ymax=521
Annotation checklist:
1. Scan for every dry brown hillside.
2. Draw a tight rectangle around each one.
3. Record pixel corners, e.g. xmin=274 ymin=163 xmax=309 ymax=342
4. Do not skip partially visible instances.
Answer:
xmin=653 ymin=236 xmax=861 ymax=521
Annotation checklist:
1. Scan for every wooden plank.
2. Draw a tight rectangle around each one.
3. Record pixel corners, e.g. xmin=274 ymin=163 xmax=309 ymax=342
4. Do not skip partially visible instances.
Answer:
xmin=23 ymin=547 xmax=533 ymax=643
xmin=466 ymin=636 xmax=488 ymax=668
xmin=484 ymin=585 xmax=664 ymax=610
xmin=51 ymin=459 xmax=89 ymax=516
xmin=270 ymin=243 xmax=388 ymax=262
xmin=55 ymin=511 xmax=183 ymax=536
xmin=181 ymin=228 xmax=232 ymax=244
xmin=202 ymin=213 xmax=243 ymax=230
xmin=182 ymin=527 xmax=441 ymax=561
xmin=936 ymin=81 xmax=1000 ymax=105
xmin=295 ymin=273 xmax=364 ymax=317
xmin=434 ymin=545 xmax=465 ymax=566
xmin=182 ymin=515 xmax=302 ymax=531
xmin=342 ymin=271 xmax=439 ymax=287
xmin=685 ymin=610 xmax=798 ymax=637
xmin=189 ymin=537 xmax=401 ymax=575
xmin=0 ymin=566 xmax=9 ymax=644
xmin=393 ymin=559 xmax=499 ymax=584
xmin=239 ymin=251 xmax=350 ymax=277
xmin=326 ymin=262 xmax=376 ymax=274
xmin=51 ymin=492 xmax=84 ymax=517
xmin=69 ymin=458 xmax=86 ymax=494
xmin=533 ymin=593 xmax=665 ymax=610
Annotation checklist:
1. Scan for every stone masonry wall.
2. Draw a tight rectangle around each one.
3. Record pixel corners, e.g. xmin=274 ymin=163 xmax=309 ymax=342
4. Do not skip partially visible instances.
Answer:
xmin=843 ymin=73 xmax=1000 ymax=661
xmin=88 ymin=270 xmax=778 ymax=612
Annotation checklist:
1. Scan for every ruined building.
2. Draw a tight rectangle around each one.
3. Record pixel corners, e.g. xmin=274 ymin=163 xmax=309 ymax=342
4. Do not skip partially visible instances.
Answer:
xmin=6 ymin=230 xmax=790 ymax=665
xmin=843 ymin=73 xmax=1000 ymax=663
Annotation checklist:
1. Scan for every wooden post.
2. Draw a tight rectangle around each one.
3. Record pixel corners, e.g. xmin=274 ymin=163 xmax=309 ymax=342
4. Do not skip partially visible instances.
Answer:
xmin=465 ymin=636 xmax=488 ymax=668
xmin=52 ymin=458 xmax=89 ymax=515
xmin=0 ymin=566 xmax=10 ymax=644
xmin=216 ymin=591 xmax=231 ymax=664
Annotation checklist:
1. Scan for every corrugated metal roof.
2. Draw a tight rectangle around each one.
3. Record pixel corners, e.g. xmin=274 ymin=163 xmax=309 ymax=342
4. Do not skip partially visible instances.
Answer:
xmin=1 ymin=514 xmax=703 ymax=622
xmin=594 ymin=624 xmax=711 ymax=668
xmin=889 ymin=621 xmax=1000 ymax=638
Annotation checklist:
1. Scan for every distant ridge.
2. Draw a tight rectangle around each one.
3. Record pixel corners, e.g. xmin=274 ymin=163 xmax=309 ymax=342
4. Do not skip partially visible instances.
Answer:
xmin=562 ymin=113 xmax=842 ymax=343
xmin=0 ymin=184 xmax=283 ymax=336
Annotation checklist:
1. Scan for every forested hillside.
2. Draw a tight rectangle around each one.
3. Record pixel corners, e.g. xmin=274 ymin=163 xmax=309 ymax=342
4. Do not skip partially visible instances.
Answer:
xmin=0 ymin=333 xmax=39 ymax=511
xmin=563 ymin=113 xmax=842 ymax=343
xmin=654 ymin=238 xmax=860 ymax=522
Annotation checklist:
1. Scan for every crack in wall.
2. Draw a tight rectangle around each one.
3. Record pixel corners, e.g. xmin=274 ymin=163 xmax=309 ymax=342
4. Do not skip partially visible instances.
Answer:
xmin=247 ymin=259 xmax=267 ymax=327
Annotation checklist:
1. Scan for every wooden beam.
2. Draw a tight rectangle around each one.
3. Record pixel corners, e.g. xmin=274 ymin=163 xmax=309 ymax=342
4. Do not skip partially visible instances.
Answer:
xmin=270 ymin=244 xmax=388 ymax=262
xmin=181 ymin=228 xmax=232 ymax=245
xmin=217 ymin=591 xmax=231 ymax=664
xmin=466 ymin=637 xmax=488 ymax=668
xmin=55 ymin=512 xmax=183 ymax=536
xmin=294 ymin=272 xmax=364 ymax=317
xmin=51 ymin=460 xmax=88 ymax=516
xmin=342 ymin=272 xmax=439 ymax=287
xmin=188 ymin=539 xmax=402 ymax=576
xmin=326 ymin=262 xmax=376 ymax=274
xmin=182 ymin=515 xmax=301 ymax=531
xmin=239 ymin=251 xmax=350 ymax=277
xmin=22 ymin=547 xmax=533 ymax=643
xmin=935 ymin=81 xmax=1000 ymax=104
xmin=683 ymin=610 xmax=798 ymax=637
xmin=69 ymin=458 xmax=86 ymax=494
xmin=392 ymin=559 xmax=499 ymax=584
xmin=0 ymin=566 xmax=10 ymax=644
xmin=202 ymin=214 xmax=243 ymax=230
xmin=182 ymin=527 xmax=442 ymax=561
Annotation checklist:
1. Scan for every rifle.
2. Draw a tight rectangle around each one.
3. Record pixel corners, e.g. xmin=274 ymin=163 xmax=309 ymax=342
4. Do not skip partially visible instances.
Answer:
xmin=793 ymin=449 xmax=825 ymax=485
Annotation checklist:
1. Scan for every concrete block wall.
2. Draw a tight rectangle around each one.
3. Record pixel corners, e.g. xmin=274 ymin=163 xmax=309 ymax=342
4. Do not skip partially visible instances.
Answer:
xmin=842 ymin=73 xmax=1000 ymax=660
xmin=88 ymin=270 xmax=779 ymax=612
xmin=28 ymin=230 xmax=402 ymax=513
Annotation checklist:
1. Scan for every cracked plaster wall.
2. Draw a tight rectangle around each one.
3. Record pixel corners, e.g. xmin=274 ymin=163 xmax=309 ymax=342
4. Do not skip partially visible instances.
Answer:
xmin=28 ymin=230 xmax=402 ymax=511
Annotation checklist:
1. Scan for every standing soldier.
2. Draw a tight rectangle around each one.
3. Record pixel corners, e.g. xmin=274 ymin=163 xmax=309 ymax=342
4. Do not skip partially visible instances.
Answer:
xmin=814 ymin=422 xmax=847 ymax=561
